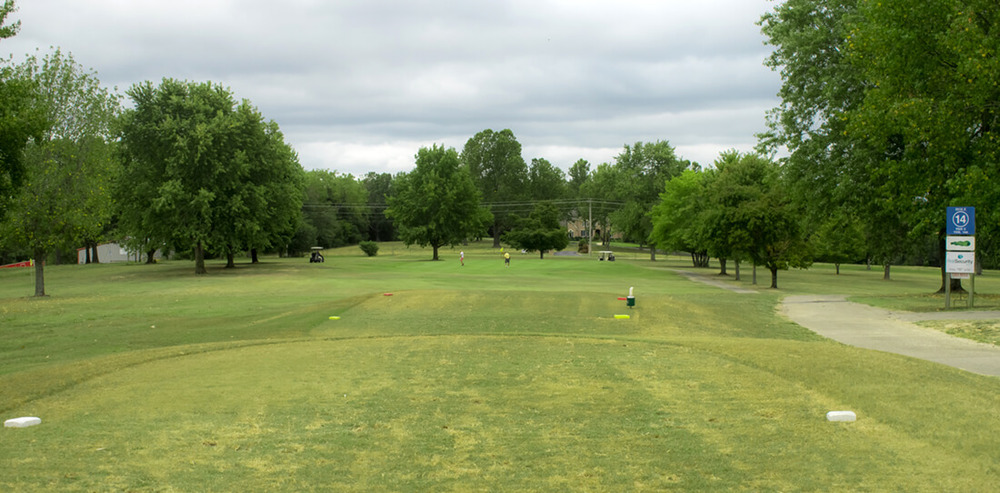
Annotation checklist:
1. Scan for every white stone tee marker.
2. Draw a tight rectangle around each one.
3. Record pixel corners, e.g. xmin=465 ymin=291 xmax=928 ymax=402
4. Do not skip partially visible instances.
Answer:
xmin=4 ymin=417 xmax=42 ymax=428
xmin=826 ymin=411 xmax=857 ymax=422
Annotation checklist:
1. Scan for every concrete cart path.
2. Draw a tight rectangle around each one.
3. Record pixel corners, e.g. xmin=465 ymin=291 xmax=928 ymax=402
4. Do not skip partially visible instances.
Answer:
xmin=781 ymin=294 xmax=1000 ymax=377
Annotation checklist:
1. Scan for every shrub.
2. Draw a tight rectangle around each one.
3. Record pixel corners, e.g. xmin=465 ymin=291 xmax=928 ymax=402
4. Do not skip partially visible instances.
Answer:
xmin=577 ymin=240 xmax=589 ymax=254
xmin=359 ymin=241 xmax=379 ymax=257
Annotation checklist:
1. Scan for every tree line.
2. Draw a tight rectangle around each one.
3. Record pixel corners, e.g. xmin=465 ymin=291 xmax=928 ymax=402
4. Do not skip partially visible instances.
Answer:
xmin=4 ymin=0 xmax=1000 ymax=295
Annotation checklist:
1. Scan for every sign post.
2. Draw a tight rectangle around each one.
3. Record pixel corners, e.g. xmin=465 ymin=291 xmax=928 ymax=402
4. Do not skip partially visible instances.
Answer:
xmin=945 ymin=207 xmax=975 ymax=309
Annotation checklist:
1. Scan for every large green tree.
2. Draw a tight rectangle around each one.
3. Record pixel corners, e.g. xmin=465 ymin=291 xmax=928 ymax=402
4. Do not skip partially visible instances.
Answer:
xmin=761 ymin=0 xmax=1000 ymax=290
xmin=611 ymin=140 xmax=693 ymax=260
xmin=386 ymin=145 xmax=492 ymax=260
xmin=502 ymin=201 xmax=569 ymax=259
xmin=649 ymin=168 xmax=712 ymax=268
xmin=117 ymin=79 xmax=301 ymax=274
xmin=578 ymin=163 xmax=619 ymax=247
xmin=706 ymin=152 xmax=811 ymax=289
xmin=0 ymin=0 xmax=46 ymax=223
xmin=460 ymin=129 xmax=528 ymax=247
xmin=527 ymin=158 xmax=566 ymax=201
xmin=362 ymin=171 xmax=395 ymax=242
xmin=215 ymin=104 xmax=303 ymax=266
xmin=847 ymin=0 xmax=1000 ymax=289
xmin=0 ymin=49 xmax=120 ymax=296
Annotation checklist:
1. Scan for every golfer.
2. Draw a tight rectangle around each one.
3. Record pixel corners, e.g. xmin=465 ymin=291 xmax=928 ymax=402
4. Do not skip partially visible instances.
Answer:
xmin=460 ymin=251 xmax=464 ymax=266
xmin=504 ymin=251 xmax=510 ymax=267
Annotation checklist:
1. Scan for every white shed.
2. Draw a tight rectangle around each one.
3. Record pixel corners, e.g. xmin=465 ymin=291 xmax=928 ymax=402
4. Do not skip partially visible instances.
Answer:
xmin=77 ymin=242 xmax=162 ymax=264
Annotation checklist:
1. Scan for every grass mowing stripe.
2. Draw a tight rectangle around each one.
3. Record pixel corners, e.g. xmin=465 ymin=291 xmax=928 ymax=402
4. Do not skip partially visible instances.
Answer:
xmin=3 ymin=248 xmax=1000 ymax=490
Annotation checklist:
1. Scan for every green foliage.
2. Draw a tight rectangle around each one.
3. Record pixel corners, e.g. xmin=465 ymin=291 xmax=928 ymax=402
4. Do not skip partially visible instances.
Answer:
xmin=527 ymin=157 xmax=566 ymax=201
xmin=296 ymin=170 xmax=367 ymax=252
xmin=649 ymin=168 xmax=710 ymax=266
xmin=0 ymin=0 xmax=19 ymax=40
xmin=117 ymin=79 xmax=302 ymax=274
xmin=567 ymin=158 xmax=590 ymax=198
xmin=461 ymin=129 xmax=528 ymax=246
xmin=502 ymin=201 xmax=569 ymax=258
xmin=608 ymin=141 xmax=694 ymax=257
xmin=0 ymin=67 xmax=46 ymax=222
xmin=761 ymin=0 xmax=1000 ymax=285
xmin=386 ymin=145 xmax=492 ymax=260
xmin=359 ymin=240 xmax=379 ymax=257
xmin=579 ymin=163 xmax=618 ymax=246
xmin=706 ymin=152 xmax=811 ymax=288
xmin=0 ymin=48 xmax=120 ymax=295
xmin=362 ymin=171 xmax=395 ymax=241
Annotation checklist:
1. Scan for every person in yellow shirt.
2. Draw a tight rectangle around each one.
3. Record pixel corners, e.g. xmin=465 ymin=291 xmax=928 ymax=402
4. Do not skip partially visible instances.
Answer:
xmin=503 ymin=251 xmax=510 ymax=267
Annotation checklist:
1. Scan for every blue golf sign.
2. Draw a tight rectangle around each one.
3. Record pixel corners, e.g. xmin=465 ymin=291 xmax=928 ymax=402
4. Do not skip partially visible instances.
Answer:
xmin=946 ymin=207 xmax=975 ymax=235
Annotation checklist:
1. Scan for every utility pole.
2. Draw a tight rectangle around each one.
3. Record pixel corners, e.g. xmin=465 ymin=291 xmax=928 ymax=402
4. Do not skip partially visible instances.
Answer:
xmin=588 ymin=198 xmax=593 ymax=257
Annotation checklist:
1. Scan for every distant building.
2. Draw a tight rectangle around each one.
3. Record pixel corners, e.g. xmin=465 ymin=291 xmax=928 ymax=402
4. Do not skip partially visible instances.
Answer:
xmin=563 ymin=217 xmax=622 ymax=241
xmin=77 ymin=242 xmax=163 ymax=264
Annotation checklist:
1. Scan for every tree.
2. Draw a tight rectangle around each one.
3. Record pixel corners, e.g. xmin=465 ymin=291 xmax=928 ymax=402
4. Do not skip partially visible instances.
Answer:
xmin=813 ymin=209 xmax=865 ymax=274
xmin=297 ymin=170 xmax=368 ymax=251
xmin=0 ymin=48 xmax=119 ymax=296
xmin=649 ymin=168 xmax=712 ymax=268
xmin=503 ymin=201 xmax=569 ymax=259
xmin=845 ymin=0 xmax=1000 ymax=291
xmin=567 ymin=159 xmax=590 ymax=198
xmin=386 ymin=145 xmax=492 ymax=260
xmin=0 ymin=1 xmax=47 ymax=223
xmin=611 ymin=141 xmax=693 ymax=260
xmin=0 ymin=0 xmax=19 ymax=40
xmin=216 ymin=105 xmax=304 ymax=266
xmin=706 ymin=152 xmax=811 ymax=289
xmin=579 ymin=163 xmax=619 ymax=247
xmin=117 ymin=79 xmax=301 ymax=274
xmin=460 ymin=129 xmax=528 ymax=247
xmin=362 ymin=171 xmax=395 ymax=241
xmin=761 ymin=0 xmax=1000 ymax=291
xmin=527 ymin=158 xmax=566 ymax=201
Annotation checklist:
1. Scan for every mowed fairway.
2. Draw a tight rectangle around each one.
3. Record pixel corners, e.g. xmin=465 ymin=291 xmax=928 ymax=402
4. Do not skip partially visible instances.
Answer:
xmin=2 ymin=244 xmax=999 ymax=491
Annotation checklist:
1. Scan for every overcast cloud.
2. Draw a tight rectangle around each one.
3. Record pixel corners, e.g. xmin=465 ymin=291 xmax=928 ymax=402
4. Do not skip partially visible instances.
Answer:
xmin=4 ymin=0 xmax=782 ymax=175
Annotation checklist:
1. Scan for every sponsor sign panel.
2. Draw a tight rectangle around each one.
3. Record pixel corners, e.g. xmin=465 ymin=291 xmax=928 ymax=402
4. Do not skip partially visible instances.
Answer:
xmin=946 ymin=236 xmax=975 ymax=251
xmin=946 ymin=251 xmax=975 ymax=274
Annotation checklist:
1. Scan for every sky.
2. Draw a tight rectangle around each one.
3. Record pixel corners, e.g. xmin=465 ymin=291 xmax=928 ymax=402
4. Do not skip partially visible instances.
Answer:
xmin=3 ymin=0 xmax=783 ymax=176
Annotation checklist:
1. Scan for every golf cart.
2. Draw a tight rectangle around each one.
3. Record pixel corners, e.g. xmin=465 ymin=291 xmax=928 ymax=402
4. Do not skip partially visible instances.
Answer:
xmin=309 ymin=247 xmax=325 ymax=263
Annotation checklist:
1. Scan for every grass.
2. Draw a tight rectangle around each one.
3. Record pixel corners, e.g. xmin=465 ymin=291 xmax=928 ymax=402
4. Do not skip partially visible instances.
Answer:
xmin=1 ymin=243 xmax=999 ymax=491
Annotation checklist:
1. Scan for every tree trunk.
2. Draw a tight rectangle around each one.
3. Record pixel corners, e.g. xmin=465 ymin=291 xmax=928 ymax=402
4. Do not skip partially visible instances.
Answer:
xmin=251 ymin=248 xmax=259 ymax=263
xmin=752 ymin=264 xmax=757 ymax=285
xmin=84 ymin=245 xmax=91 ymax=264
xmin=195 ymin=241 xmax=207 ymax=275
xmin=33 ymin=248 xmax=46 ymax=297
xmin=883 ymin=263 xmax=890 ymax=281
xmin=539 ymin=250 xmax=544 ymax=259
xmin=649 ymin=246 xmax=656 ymax=261
xmin=835 ymin=263 xmax=841 ymax=275
xmin=226 ymin=251 xmax=236 ymax=268
xmin=91 ymin=242 xmax=100 ymax=264
xmin=770 ymin=265 xmax=779 ymax=289
xmin=146 ymin=249 xmax=156 ymax=264
xmin=719 ymin=258 xmax=728 ymax=276
xmin=735 ymin=259 xmax=741 ymax=281
xmin=432 ymin=244 xmax=440 ymax=261
xmin=492 ymin=222 xmax=502 ymax=248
